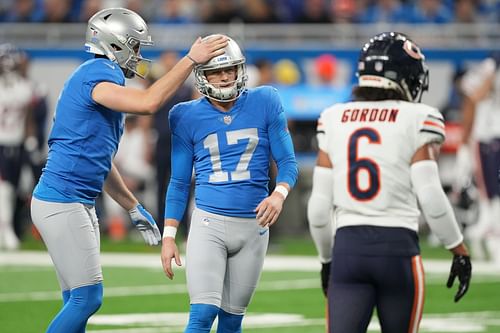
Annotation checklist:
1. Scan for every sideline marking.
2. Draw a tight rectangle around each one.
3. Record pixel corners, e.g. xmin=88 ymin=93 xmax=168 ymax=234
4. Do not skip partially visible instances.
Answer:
xmin=85 ymin=311 xmax=500 ymax=333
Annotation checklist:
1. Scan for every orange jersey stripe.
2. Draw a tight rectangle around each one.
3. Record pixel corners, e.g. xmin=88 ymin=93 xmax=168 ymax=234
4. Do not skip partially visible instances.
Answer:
xmin=423 ymin=120 xmax=445 ymax=129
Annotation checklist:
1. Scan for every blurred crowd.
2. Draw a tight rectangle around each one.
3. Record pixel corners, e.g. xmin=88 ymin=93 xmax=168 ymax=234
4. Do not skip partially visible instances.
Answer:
xmin=0 ymin=0 xmax=500 ymax=24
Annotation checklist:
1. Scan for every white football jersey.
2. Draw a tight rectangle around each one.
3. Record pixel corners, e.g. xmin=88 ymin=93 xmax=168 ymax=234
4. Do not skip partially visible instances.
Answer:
xmin=0 ymin=73 xmax=33 ymax=145
xmin=317 ymin=100 xmax=445 ymax=232
xmin=461 ymin=58 xmax=500 ymax=142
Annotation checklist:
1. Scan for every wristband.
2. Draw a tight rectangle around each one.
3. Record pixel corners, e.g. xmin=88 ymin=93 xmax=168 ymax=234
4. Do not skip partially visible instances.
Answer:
xmin=186 ymin=54 xmax=199 ymax=66
xmin=163 ymin=226 xmax=177 ymax=239
xmin=274 ymin=185 xmax=289 ymax=199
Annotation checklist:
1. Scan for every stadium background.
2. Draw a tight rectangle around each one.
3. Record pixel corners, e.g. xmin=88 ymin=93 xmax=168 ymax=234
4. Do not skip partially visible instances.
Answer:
xmin=1 ymin=0 xmax=500 ymax=332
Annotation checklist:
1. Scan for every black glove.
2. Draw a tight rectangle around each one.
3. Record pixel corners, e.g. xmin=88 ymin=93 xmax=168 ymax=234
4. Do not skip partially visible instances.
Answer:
xmin=320 ymin=262 xmax=331 ymax=297
xmin=446 ymin=254 xmax=472 ymax=302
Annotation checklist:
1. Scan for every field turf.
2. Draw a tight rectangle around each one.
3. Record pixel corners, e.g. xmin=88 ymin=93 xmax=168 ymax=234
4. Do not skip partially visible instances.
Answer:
xmin=1 ymin=237 xmax=499 ymax=332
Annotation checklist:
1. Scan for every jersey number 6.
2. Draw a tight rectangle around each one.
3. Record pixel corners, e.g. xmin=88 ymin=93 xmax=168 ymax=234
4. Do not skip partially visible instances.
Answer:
xmin=204 ymin=128 xmax=259 ymax=183
xmin=348 ymin=127 xmax=381 ymax=201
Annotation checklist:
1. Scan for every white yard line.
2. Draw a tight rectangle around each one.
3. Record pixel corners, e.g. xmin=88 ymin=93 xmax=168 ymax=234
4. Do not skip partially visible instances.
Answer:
xmin=2 ymin=251 xmax=500 ymax=274
xmin=0 ymin=278 xmax=319 ymax=302
xmin=84 ymin=311 xmax=500 ymax=333
xmin=1 ymin=251 xmax=499 ymax=304
xmin=87 ymin=313 xmax=326 ymax=332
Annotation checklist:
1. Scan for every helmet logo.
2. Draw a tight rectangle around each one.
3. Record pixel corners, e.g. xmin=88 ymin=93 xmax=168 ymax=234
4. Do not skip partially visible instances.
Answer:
xmin=215 ymin=56 xmax=229 ymax=63
xmin=403 ymin=40 xmax=423 ymax=60
xmin=374 ymin=61 xmax=383 ymax=72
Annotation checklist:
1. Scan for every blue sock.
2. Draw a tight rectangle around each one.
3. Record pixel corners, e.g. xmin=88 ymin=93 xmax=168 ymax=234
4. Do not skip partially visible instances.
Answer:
xmin=185 ymin=303 xmax=219 ymax=333
xmin=216 ymin=309 xmax=243 ymax=333
xmin=62 ymin=290 xmax=70 ymax=305
xmin=62 ymin=289 xmax=87 ymax=333
xmin=46 ymin=283 xmax=103 ymax=333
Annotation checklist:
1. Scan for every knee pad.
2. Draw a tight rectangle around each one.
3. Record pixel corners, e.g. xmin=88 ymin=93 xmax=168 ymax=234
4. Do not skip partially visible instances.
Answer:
xmin=216 ymin=309 xmax=243 ymax=333
xmin=185 ymin=303 xmax=219 ymax=333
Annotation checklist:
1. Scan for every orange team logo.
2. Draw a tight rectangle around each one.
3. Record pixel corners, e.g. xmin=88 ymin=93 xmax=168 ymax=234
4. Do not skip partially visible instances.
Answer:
xmin=403 ymin=40 xmax=424 ymax=60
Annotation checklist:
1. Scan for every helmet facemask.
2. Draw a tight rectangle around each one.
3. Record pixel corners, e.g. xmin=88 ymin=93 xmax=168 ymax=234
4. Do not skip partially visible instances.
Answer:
xmin=195 ymin=62 xmax=247 ymax=102
xmin=113 ymin=35 xmax=153 ymax=79
xmin=194 ymin=35 xmax=247 ymax=102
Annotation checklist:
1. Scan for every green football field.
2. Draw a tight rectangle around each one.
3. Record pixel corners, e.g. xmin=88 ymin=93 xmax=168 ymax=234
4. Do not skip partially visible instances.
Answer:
xmin=1 ymin=239 xmax=500 ymax=333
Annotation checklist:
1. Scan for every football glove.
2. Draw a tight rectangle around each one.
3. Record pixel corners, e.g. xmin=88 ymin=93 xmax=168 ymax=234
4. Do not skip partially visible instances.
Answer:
xmin=128 ymin=204 xmax=161 ymax=246
xmin=321 ymin=262 xmax=331 ymax=297
xmin=446 ymin=254 xmax=472 ymax=302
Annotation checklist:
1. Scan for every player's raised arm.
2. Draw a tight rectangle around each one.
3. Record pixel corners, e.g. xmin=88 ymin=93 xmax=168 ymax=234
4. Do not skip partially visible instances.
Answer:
xmin=85 ymin=9 xmax=227 ymax=114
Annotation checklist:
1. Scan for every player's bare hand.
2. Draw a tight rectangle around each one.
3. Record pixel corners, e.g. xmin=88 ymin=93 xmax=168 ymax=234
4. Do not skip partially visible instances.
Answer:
xmin=161 ymin=237 xmax=182 ymax=280
xmin=187 ymin=35 xmax=228 ymax=65
xmin=254 ymin=192 xmax=284 ymax=227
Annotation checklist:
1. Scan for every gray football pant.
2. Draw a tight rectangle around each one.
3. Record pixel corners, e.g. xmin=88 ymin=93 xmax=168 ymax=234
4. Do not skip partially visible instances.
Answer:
xmin=187 ymin=208 xmax=269 ymax=315
xmin=31 ymin=197 xmax=103 ymax=291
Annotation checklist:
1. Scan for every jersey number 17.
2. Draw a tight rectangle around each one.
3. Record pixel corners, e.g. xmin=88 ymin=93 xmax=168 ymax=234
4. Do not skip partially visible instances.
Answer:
xmin=204 ymin=128 xmax=259 ymax=183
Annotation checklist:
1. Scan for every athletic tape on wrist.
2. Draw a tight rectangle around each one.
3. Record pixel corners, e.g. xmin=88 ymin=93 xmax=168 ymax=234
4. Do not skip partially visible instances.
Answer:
xmin=274 ymin=185 xmax=289 ymax=199
xmin=163 ymin=226 xmax=177 ymax=239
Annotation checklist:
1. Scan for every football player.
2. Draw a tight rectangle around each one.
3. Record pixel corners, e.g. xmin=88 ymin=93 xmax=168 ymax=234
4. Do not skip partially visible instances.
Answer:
xmin=0 ymin=43 xmax=36 ymax=250
xmin=454 ymin=55 xmax=500 ymax=262
xmin=160 ymin=35 xmax=298 ymax=333
xmin=30 ymin=8 xmax=227 ymax=333
xmin=307 ymin=32 xmax=471 ymax=333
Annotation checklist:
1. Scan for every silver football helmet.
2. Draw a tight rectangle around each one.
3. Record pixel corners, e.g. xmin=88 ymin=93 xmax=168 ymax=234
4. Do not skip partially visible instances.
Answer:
xmin=194 ymin=35 xmax=247 ymax=102
xmin=85 ymin=8 xmax=153 ymax=78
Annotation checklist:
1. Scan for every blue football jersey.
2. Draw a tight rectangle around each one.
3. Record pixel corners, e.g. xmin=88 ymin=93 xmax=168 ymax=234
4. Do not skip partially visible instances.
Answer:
xmin=33 ymin=58 xmax=125 ymax=204
xmin=166 ymin=86 xmax=297 ymax=219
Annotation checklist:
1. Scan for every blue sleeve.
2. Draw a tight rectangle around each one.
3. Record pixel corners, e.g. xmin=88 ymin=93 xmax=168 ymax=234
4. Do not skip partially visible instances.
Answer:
xmin=267 ymin=88 xmax=298 ymax=188
xmin=83 ymin=60 xmax=125 ymax=104
xmin=165 ymin=107 xmax=193 ymax=221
